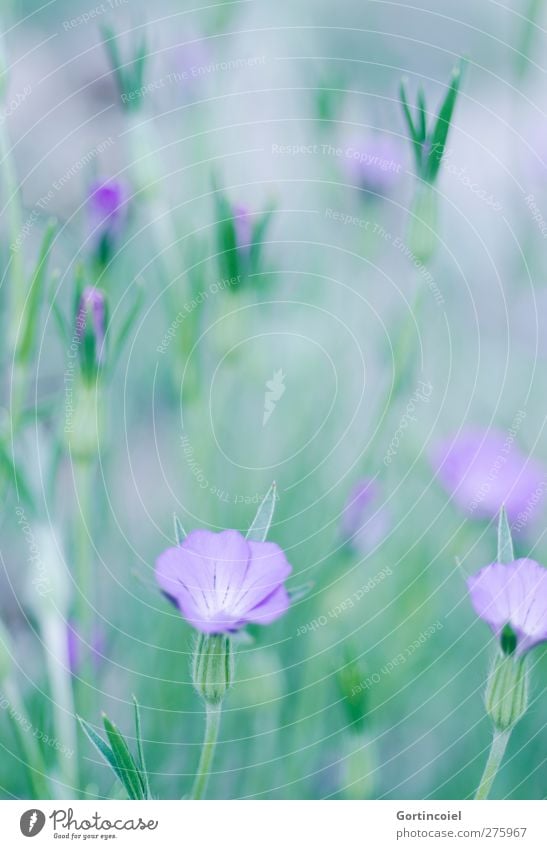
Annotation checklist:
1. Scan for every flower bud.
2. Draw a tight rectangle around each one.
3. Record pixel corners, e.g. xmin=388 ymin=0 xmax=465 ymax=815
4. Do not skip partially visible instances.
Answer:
xmin=87 ymin=180 xmax=129 ymax=268
xmin=192 ymin=634 xmax=234 ymax=706
xmin=408 ymin=183 xmax=438 ymax=263
xmin=485 ymin=652 xmax=528 ymax=732
xmin=76 ymin=286 xmax=107 ymax=381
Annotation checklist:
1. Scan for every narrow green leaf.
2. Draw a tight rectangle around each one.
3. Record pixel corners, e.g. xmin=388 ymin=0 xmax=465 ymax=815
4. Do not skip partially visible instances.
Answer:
xmin=78 ymin=717 xmax=125 ymax=788
xmin=427 ymin=63 xmax=462 ymax=182
xmin=51 ymin=297 xmax=71 ymax=345
xmin=497 ymin=507 xmax=515 ymax=564
xmin=131 ymin=33 xmax=148 ymax=94
xmin=113 ymin=280 xmax=144 ymax=361
xmin=249 ymin=206 xmax=275 ymax=275
xmin=0 ymin=441 xmax=35 ymax=511
xmin=246 ymin=481 xmax=277 ymax=542
xmin=100 ymin=24 xmax=128 ymax=107
xmin=173 ymin=513 xmax=186 ymax=545
xmin=102 ymin=714 xmax=145 ymax=800
xmin=399 ymin=80 xmax=424 ymax=173
xmin=132 ymin=696 xmax=151 ymax=800
xmin=416 ymin=85 xmax=427 ymax=142
xmin=17 ymin=219 xmax=56 ymax=363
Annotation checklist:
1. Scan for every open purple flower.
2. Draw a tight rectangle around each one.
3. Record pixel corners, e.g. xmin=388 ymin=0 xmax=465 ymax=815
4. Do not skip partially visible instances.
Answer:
xmin=343 ymin=135 xmax=404 ymax=196
xmin=431 ymin=429 xmax=546 ymax=524
xmin=340 ymin=478 xmax=390 ymax=553
xmin=468 ymin=558 xmax=547 ymax=656
xmin=156 ymin=529 xmax=292 ymax=634
xmin=87 ymin=178 xmax=129 ymax=265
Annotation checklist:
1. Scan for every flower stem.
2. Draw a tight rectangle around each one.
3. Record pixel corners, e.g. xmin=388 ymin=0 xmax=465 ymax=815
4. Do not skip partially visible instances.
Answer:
xmin=475 ymin=728 xmax=510 ymax=800
xmin=73 ymin=457 xmax=94 ymax=637
xmin=190 ymin=702 xmax=222 ymax=800
xmin=3 ymin=676 xmax=50 ymax=799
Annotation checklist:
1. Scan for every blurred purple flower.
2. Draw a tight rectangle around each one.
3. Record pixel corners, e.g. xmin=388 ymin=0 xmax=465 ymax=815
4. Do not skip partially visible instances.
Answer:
xmin=67 ymin=620 xmax=105 ymax=674
xmin=341 ymin=478 xmax=390 ymax=552
xmin=468 ymin=558 xmax=547 ymax=656
xmin=432 ymin=429 xmax=547 ymax=524
xmin=233 ymin=203 xmax=253 ymax=255
xmin=171 ymin=33 xmax=211 ymax=92
xmin=87 ymin=179 xmax=129 ymax=263
xmin=156 ymin=529 xmax=292 ymax=634
xmin=76 ymin=286 xmax=107 ymax=365
xmin=343 ymin=135 xmax=404 ymax=196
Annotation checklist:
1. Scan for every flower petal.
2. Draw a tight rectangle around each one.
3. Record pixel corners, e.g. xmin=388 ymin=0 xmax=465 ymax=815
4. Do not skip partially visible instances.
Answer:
xmin=183 ymin=529 xmax=251 ymax=610
xmin=245 ymin=585 xmax=291 ymax=625
xmin=231 ymin=540 xmax=292 ymax=617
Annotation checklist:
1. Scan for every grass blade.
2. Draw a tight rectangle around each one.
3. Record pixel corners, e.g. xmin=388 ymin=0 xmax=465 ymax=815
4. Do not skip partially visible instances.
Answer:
xmin=133 ymin=696 xmax=151 ymax=799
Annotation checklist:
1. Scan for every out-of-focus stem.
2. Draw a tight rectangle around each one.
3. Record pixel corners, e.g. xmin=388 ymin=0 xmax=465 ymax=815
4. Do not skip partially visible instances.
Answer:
xmin=73 ymin=458 xmax=94 ymax=641
xmin=475 ymin=729 xmax=510 ymax=800
xmin=190 ymin=702 xmax=222 ymax=800
xmin=41 ymin=616 xmax=78 ymax=795
xmin=3 ymin=676 xmax=50 ymax=799
xmin=0 ymin=113 xmax=25 ymax=327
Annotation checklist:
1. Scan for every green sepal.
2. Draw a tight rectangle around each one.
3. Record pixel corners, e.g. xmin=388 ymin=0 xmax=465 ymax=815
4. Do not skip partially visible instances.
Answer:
xmin=497 ymin=507 xmax=515 ymax=564
xmin=246 ymin=481 xmax=276 ymax=542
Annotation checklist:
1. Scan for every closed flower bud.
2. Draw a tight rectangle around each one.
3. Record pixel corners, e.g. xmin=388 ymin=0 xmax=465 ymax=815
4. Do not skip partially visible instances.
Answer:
xmin=192 ymin=633 xmax=234 ymax=706
xmin=485 ymin=652 xmax=528 ymax=732
xmin=76 ymin=286 xmax=107 ymax=381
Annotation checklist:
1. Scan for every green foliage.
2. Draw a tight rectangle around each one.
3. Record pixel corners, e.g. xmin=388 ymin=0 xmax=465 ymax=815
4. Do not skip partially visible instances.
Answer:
xmin=78 ymin=698 xmax=151 ymax=800
xmin=400 ymin=62 xmax=463 ymax=183
xmin=101 ymin=24 xmax=148 ymax=112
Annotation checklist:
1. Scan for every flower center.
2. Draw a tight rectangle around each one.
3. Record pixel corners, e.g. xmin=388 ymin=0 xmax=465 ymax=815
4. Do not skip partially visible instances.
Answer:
xmin=500 ymin=623 xmax=517 ymax=655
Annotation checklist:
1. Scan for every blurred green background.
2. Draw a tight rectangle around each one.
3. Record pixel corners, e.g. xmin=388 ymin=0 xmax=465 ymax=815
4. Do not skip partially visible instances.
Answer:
xmin=0 ymin=0 xmax=546 ymax=800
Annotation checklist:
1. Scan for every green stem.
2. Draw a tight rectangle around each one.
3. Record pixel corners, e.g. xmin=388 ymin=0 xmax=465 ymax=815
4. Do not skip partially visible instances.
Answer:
xmin=475 ymin=728 xmax=510 ymax=800
xmin=73 ymin=458 xmax=94 ymax=631
xmin=41 ymin=616 xmax=78 ymax=794
xmin=190 ymin=702 xmax=222 ymax=800
xmin=3 ymin=676 xmax=50 ymax=799
xmin=0 ymin=109 xmax=25 ymax=335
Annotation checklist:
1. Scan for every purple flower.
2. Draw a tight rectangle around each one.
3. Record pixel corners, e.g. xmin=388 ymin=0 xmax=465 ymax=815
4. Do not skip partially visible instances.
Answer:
xmin=232 ymin=203 xmax=252 ymax=255
xmin=76 ymin=286 xmax=107 ymax=365
xmin=343 ymin=135 xmax=404 ymax=196
xmin=341 ymin=478 xmax=390 ymax=552
xmin=171 ymin=33 xmax=212 ymax=93
xmin=468 ymin=558 xmax=547 ymax=656
xmin=87 ymin=179 xmax=129 ymax=264
xmin=431 ymin=429 xmax=547 ymax=524
xmin=155 ymin=529 xmax=292 ymax=634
